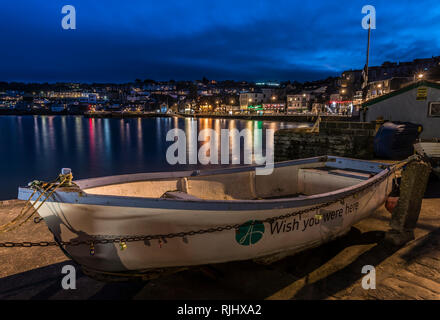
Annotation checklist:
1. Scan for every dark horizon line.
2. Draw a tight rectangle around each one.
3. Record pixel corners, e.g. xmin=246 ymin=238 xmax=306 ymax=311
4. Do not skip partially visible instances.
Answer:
xmin=0 ymin=75 xmax=339 ymax=86
xmin=2 ymin=52 xmax=439 ymax=86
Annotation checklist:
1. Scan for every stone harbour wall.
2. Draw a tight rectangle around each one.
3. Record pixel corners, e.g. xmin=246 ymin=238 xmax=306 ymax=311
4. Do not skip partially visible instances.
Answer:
xmin=274 ymin=121 xmax=376 ymax=161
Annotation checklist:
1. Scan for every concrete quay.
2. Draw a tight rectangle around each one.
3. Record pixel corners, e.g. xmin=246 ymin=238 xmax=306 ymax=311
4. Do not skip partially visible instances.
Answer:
xmin=177 ymin=113 xmax=357 ymax=123
xmin=84 ymin=111 xmax=174 ymax=118
xmin=84 ymin=112 xmax=356 ymax=122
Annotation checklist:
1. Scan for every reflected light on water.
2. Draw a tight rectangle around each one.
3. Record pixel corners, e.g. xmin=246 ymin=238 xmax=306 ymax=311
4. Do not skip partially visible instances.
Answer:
xmin=103 ymin=119 xmax=111 ymax=158
xmin=88 ymin=118 xmax=96 ymax=165
xmin=0 ymin=115 xmax=308 ymax=200
xmin=75 ymin=116 xmax=84 ymax=157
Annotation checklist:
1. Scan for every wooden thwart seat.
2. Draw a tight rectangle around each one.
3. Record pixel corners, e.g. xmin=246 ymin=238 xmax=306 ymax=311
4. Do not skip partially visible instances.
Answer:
xmin=161 ymin=191 xmax=202 ymax=201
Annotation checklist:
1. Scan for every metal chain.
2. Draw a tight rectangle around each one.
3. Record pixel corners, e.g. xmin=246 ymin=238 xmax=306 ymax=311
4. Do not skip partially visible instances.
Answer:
xmin=0 ymin=157 xmax=417 ymax=249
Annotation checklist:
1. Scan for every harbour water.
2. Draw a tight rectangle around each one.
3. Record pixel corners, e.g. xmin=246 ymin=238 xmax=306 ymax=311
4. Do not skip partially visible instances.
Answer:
xmin=0 ymin=115 xmax=308 ymax=200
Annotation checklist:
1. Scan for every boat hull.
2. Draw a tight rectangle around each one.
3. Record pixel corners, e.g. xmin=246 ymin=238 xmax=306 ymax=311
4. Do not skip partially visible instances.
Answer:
xmin=19 ymin=168 xmax=393 ymax=273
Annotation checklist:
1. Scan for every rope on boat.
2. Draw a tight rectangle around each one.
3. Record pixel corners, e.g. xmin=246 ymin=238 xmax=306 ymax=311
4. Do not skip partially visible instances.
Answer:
xmin=0 ymin=155 xmax=422 ymax=249
xmin=0 ymin=173 xmax=72 ymax=233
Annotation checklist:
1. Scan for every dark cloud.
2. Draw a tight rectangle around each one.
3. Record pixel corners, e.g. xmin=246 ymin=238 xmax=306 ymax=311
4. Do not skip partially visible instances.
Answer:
xmin=0 ymin=0 xmax=439 ymax=82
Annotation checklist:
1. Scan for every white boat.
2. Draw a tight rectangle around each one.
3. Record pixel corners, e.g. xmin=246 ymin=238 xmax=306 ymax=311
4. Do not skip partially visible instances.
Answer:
xmin=414 ymin=140 xmax=440 ymax=178
xmin=18 ymin=156 xmax=398 ymax=279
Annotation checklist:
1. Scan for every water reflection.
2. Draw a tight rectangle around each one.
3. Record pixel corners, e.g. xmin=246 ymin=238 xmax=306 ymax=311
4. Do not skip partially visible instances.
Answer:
xmin=103 ymin=119 xmax=111 ymax=158
xmin=33 ymin=116 xmax=40 ymax=155
xmin=0 ymin=116 xmax=307 ymax=200
xmin=61 ymin=116 xmax=68 ymax=153
xmin=75 ymin=116 xmax=84 ymax=158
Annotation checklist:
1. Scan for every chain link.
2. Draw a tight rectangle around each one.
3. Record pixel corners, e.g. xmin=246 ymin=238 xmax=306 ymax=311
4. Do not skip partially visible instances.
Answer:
xmin=0 ymin=157 xmax=415 ymax=249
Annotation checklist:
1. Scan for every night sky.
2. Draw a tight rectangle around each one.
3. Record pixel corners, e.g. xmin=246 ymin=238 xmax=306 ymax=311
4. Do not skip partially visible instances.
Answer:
xmin=1 ymin=0 xmax=439 ymax=83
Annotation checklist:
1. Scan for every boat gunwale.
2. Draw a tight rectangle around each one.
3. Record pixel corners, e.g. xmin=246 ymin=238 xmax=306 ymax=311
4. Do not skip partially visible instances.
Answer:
xmin=74 ymin=155 xmax=386 ymax=189
xmin=17 ymin=156 xmax=392 ymax=211
xmin=74 ymin=156 xmax=329 ymax=189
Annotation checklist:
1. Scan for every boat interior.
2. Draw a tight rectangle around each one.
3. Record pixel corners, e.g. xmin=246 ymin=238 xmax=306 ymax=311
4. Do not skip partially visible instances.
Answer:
xmin=81 ymin=157 xmax=383 ymax=201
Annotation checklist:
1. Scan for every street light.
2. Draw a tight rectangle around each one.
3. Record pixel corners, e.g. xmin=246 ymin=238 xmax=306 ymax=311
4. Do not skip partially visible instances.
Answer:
xmin=418 ymin=73 xmax=424 ymax=79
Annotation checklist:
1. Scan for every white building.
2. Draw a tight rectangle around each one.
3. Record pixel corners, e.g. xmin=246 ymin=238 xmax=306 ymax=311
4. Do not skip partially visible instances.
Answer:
xmin=361 ymin=80 xmax=440 ymax=139
xmin=239 ymin=92 xmax=265 ymax=111
xmin=286 ymin=93 xmax=314 ymax=113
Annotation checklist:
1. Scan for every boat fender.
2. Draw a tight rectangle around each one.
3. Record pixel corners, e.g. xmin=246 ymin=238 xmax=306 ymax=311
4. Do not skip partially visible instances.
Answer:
xmin=385 ymin=197 xmax=399 ymax=214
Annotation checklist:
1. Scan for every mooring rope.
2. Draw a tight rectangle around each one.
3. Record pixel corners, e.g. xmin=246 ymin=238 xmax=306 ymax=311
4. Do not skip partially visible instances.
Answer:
xmin=0 ymin=174 xmax=71 ymax=233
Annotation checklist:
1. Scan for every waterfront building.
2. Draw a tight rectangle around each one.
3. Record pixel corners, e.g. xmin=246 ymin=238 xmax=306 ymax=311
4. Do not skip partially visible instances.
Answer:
xmin=262 ymin=103 xmax=285 ymax=114
xmin=239 ymin=92 xmax=265 ymax=112
xmin=48 ymin=91 xmax=100 ymax=103
xmin=286 ymin=93 xmax=314 ymax=113
xmin=339 ymin=56 xmax=440 ymax=100
xmin=339 ymin=70 xmax=363 ymax=100
xmin=353 ymin=91 xmax=363 ymax=105
xmin=328 ymin=93 xmax=353 ymax=115
xmin=361 ymin=80 xmax=440 ymax=139
xmin=365 ymin=77 xmax=413 ymax=100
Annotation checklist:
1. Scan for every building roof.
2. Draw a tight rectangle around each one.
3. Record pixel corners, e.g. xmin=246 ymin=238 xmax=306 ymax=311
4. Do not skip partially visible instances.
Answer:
xmin=362 ymin=80 xmax=440 ymax=108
